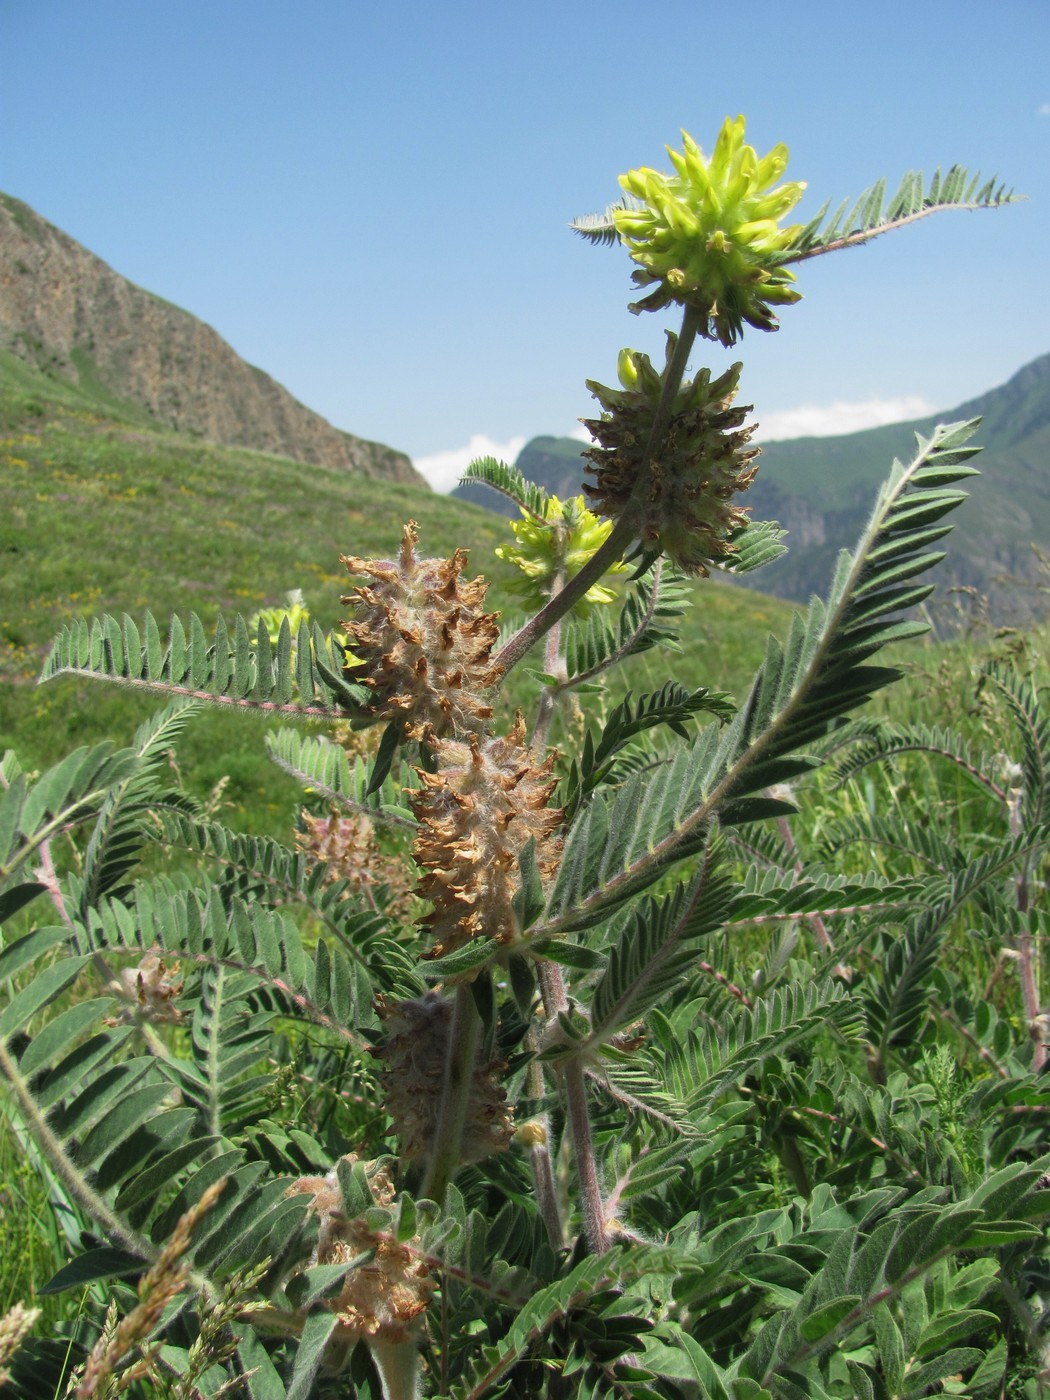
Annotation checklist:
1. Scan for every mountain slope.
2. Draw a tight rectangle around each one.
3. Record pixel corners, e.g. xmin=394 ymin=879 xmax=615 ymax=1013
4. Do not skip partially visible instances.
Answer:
xmin=0 ymin=361 xmax=794 ymax=834
xmin=454 ymin=353 xmax=1050 ymax=623
xmin=0 ymin=192 xmax=424 ymax=486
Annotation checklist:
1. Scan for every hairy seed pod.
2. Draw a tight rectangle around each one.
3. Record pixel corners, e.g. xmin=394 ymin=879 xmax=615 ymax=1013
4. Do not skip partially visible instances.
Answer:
xmin=286 ymin=1155 xmax=433 ymax=1346
xmin=374 ymin=992 xmax=514 ymax=1162
xmin=409 ymin=714 xmax=562 ymax=958
xmin=340 ymin=522 xmax=501 ymax=739
xmin=582 ymin=357 xmax=759 ymax=575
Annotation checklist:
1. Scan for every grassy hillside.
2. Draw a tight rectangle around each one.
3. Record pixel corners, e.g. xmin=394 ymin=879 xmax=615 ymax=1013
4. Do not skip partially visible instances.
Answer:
xmin=0 ymin=356 xmax=795 ymax=835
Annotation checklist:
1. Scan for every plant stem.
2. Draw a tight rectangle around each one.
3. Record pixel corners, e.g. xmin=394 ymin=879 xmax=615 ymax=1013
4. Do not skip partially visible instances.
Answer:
xmin=490 ymin=303 xmax=703 ymax=683
xmin=523 ymin=1044 xmax=564 ymax=1250
xmin=531 ymin=561 xmax=567 ymax=754
xmin=537 ymin=960 xmax=610 ymax=1254
xmin=368 ymin=1338 xmax=422 ymax=1400
xmin=421 ymin=984 xmax=481 ymax=1202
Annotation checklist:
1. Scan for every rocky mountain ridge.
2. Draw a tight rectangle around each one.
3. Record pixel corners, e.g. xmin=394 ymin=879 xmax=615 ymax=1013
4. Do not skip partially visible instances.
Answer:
xmin=0 ymin=192 xmax=424 ymax=486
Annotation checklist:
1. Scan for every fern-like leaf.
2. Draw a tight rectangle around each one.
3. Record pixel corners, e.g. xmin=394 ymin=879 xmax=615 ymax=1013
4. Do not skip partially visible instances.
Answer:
xmin=41 ymin=612 xmax=367 ymax=718
xmin=569 ymin=197 xmax=641 ymax=247
xmin=562 ymin=563 xmax=687 ymax=684
xmin=0 ymin=741 xmax=142 ymax=888
xmin=982 ymin=662 xmax=1050 ymax=829
xmin=717 ymin=518 xmax=789 ymax=575
xmin=562 ymin=681 xmax=735 ymax=822
xmin=832 ymin=720 xmax=1009 ymax=805
xmin=587 ymin=839 xmax=734 ymax=1041
xmin=539 ymin=419 xmax=983 ymax=935
xmin=787 ymin=166 xmax=1018 ymax=262
xmin=459 ymin=456 xmax=551 ymax=519
xmin=865 ymin=824 xmax=1050 ymax=1064
xmin=264 ymin=726 xmax=415 ymax=829
xmin=79 ymin=699 xmax=202 ymax=914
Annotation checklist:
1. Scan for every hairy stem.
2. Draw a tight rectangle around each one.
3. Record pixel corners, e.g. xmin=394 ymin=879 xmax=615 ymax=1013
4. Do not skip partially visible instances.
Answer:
xmin=368 ymin=1337 xmax=422 ymax=1400
xmin=524 ymin=1039 xmax=564 ymax=1250
xmin=537 ymin=960 xmax=610 ymax=1254
xmin=531 ymin=558 xmax=567 ymax=753
xmin=422 ymin=984 xmax=481 ymax=1202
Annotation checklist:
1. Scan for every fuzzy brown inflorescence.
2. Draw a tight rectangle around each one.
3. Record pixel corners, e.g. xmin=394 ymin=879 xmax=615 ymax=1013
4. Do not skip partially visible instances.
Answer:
xmin=582 ymin=359 xmax=760 ymax=575
xmin=374 ymin=992 xmax=514 ymax=1162
xmin=341 ymin=522 xmax=501 ymax=740
xmin=103 ymin=949 xmax=184 ymax=1027
xmin=409 ymin=713 xmax=562 ymax=959
xmin=286 ymin=1156 xmax=433 ymax=1346
xmin=296 ymin=808 xmax=414 ymax=918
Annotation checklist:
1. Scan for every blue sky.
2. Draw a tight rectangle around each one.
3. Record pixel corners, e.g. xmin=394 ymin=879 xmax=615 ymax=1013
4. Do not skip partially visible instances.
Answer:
xmin=2 ymin=0 xmax=1047 ymax=489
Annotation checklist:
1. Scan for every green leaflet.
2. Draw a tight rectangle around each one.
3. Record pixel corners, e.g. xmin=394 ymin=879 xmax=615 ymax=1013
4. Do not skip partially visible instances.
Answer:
xmin=788 ymin=165 xmax=1018 ymax=261
xmin=40 ymin=610 xmax=368 ymax=717
xmin=459 ymin=454 xmax=552 ymax=519
xmin=539 ymin=420 xmax=983 ymax=937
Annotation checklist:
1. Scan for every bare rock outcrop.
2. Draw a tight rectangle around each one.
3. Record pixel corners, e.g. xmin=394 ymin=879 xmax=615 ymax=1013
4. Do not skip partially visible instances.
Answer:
xmin=0 ymin=192 xmax=425 ymax=487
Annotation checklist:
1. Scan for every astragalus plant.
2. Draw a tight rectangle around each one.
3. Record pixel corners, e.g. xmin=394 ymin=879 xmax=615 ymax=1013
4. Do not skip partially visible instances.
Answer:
xmin=3 ymin=118 xmax=1047 ymax=1399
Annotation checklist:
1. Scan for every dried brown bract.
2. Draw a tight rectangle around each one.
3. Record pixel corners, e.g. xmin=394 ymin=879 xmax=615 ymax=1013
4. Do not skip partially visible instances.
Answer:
xmin=409 ymin=714 xmax=562 ymax=958
xmin=341 ymin=522 xmax=501 ymax=740
xmin=286 ymin=1155 xmax=433 ymax=1346
xmin=373 ymin=992 xmax=514 ymax=1163
xmin=582 ymin=360 xmax=759 ymax=575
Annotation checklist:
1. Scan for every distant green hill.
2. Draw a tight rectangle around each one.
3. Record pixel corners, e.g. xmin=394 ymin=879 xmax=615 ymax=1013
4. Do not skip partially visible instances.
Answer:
xmin=454 ymin=353 xmax=1050 ymax=624
xmin=0 ymin=355 xmax=794 ymax=834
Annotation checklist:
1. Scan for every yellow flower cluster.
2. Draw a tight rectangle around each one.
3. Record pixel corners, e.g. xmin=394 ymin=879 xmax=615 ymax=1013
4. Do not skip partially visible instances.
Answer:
xmin=614 ymin=116 xmax=805 ymax=342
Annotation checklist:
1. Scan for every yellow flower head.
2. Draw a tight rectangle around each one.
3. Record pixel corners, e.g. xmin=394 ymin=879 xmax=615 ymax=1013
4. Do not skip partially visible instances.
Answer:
xmin=495 ymin=495 xmax=628 ymax=616
xmin=613 ymin=116 xmax=806 ymax=343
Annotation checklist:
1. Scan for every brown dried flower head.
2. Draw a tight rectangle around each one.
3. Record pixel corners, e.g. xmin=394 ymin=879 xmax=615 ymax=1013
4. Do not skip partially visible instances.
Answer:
xmin=341 ymin=522 xmax=501 ymax=739
xmin=296 ymin=808 xmax=413 ymax=916
xmin=410 ymin=714 xmax=562 ymax=958
xmin=105 ymin=949 xmax=184 ymax=1027
xmin=582 ymin=356 xmax=759 ymax=575
xmin=287 ymin=1155 xmax=433 ymax=1346
xmin=374 ymin=991 xmax=514 ymax=1163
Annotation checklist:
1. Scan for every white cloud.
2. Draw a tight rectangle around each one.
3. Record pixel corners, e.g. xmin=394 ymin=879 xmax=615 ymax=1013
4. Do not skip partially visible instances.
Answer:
xmin=753 ymin=395 xmax=935 ymax=442
xmin=413 ymin=433 xmax=528 ymax=493
xmin=1039 ymin=102 xmax=1050 ymax=116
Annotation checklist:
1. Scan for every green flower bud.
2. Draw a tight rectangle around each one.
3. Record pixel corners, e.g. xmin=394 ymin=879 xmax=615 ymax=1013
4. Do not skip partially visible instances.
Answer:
xmin=495 ymin=495 xmax=628 ymax=616
xmin=613 ymin=116 xmax=806 ymax=344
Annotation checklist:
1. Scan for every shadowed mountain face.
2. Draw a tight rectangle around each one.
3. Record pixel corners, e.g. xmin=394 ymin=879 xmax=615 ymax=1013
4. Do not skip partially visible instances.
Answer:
xmin=0 ymin=192 xmax=425 ymax=487
xmin=454 ymin=353 xmax=1050 ymax=625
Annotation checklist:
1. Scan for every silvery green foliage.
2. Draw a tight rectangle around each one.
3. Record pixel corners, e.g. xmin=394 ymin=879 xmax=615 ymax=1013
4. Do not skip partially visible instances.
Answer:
xmin=2 ymin=143 xmax=1047 ymax=1398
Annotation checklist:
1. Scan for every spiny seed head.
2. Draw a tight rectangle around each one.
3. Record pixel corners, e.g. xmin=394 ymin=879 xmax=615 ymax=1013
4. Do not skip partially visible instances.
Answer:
xmin=582 ymin=352 xmax=759 ymax=575
xmin=409 ymin=714 xmax=562 ymax=959
xmin=341 ymin=522 xmax=501 ymax=740
xmin=374 ymin=992 xmax=514 ymax=1162
xmin=613 ymin=116 xmax=805 ymax=343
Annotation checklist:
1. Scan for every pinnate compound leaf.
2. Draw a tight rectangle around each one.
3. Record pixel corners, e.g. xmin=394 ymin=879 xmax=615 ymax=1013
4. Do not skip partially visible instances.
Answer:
xmin=540 ymin=422 xmax=982 ymax=937
xmin=788 ymin=164 xmax=1018 ymax=261
xmin=41 ymin=611 xmax=368 ymax=717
